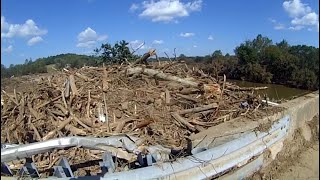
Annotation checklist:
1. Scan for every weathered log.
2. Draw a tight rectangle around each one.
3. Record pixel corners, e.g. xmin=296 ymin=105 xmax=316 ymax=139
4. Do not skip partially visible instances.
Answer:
xmin=127 ymin=67 xmax=198 ymax=86
xmin=126 ymin=67 xmax=221 ymax=95
xmin=130 ymin=49 xmax=156 ymax=67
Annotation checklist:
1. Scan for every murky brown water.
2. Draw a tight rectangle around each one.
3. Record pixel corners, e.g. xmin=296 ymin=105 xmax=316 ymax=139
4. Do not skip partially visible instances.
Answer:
xmin=229 ymin=80 xmax=311 ymax=101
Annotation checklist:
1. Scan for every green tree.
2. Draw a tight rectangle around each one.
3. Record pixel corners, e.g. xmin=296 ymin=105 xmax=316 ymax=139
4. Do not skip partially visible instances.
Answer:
xmin=94 ymin=40 xmax=137 ymax=64
xmin=212 ymin=50 xmax=223 ymax=59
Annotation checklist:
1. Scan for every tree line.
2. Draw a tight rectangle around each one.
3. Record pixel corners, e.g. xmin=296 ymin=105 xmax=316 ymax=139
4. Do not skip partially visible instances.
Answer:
xmin=1 ymin=35 xmax=318 ymax=90
xmin=1 ymin=54 xmax=99 ymax=78
xmin=193 ymin=34 xmax=318 ymax=90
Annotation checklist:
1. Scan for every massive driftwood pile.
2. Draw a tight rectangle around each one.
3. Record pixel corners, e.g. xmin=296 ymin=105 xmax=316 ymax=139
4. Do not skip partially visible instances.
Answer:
xmin=1 ymin=53 xmax=276 ymax=177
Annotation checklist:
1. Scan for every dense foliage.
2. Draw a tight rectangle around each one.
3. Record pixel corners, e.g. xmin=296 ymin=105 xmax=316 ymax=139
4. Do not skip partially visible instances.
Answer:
xmin=94 ymin=40 xmax=139 ymax=64
xmin=197 ymin=34 xmax=319 ymax=90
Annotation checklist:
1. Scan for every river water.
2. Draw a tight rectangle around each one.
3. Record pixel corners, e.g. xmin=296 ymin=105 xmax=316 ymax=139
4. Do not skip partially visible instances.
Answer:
xmin=229 ymin=80 xmax=311 ymax=101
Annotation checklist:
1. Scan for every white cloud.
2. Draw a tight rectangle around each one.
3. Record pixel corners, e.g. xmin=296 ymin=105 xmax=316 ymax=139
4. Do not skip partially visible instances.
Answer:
xmin=1 ymin=16 xmax=9 ymax=32
xmin=180 ymin=32 xmax=195 ymax=37
xmin=97 ymin=35 xmax=108 ymax=41
xmin=274 ymin=23 xmax=286 ymax=30
xmin=269 ymin=18 xmax=286 ymax=30
xmin=291 ymin=12 xmax=318 ymax=25
xmin=282 ymin=0 xmax=319 ymax=32
xmin=3 ymin=45 xmax=13 ymax=53
xmin=78 ymin=27 xmax=98 ymax=42
xmin=27 ymin=36 xmax=43 ymax=46
xmin=269 ymin=18 xmax=277 ymax=23
xmin=152 ymin=40 xmax=164 ymax=44
xmin=76 ymin=27 xmax=108 ymax=48
xmin=193 ymin=45 xmax=197 ymax=48
xmin=136 ymin=0 xmax=202 ymax=22
xmin=288 ymin=25 xmax=305 ymax=31
xmin=208 ymin=35 xmax=213 ymax=40
xmin=76 ymin=41 xmax=97 ymax=48
xmin=129 ymin=3 xmax=139 ymax=12
xmin=1 ymin=16 xmax=47 ymax=38
xmin=283 ymin=0 xmax=311 ymax=18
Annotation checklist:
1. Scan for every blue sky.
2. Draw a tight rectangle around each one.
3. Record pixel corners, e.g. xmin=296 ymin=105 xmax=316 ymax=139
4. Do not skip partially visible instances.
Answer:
xmin=1 ymin=0 xmax=319 ymax=67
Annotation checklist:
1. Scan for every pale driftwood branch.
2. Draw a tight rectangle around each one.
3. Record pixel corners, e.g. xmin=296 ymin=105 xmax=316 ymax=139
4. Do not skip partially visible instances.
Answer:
xmin=165 ymin=89 xmax=171 ymax=104
xmin=2 ymin=90 xmax=18 ymax=105
xmin=42 ymin=117 xmax=73 ymax=141
xmin=227 ymin=86 xmax=268 ymax=91
xmin=35 ymin=96 xmax=61 ymax=110
xmin=28 ymin=116 xmax=42 ymax=141
xmin=69 ymin=75 xmax=79 ymax=96
xmin=53 ymin=103 xmax=68 ymax=116
xmin=64 ymin=79 xmax=70 ymax=98
xmin=131 ymin=41 xmax=145 ymax=55
xmin=130 ymin=49 xmax=156 ymax=67
xmin=86 ymin=90 xmax=91 ymax=118
xmin=176 ymin=93 xmax=199 ymax=103
xmin=178 ymin=103 xmax=218 ymax=115
xmin=164 ymin=52 xmax=172 ymax=61
xmin=75 ymin=72 xmax=93 ymax=82
xmin=65 ymin=124 xmax=86 ymax=135
xmin=161 ymin=61 xmax=182 ymax=72
xmin=220 ymin=74 xmax=226 ymax=98
xmin=171 ymin=112 xmax=195 ymax=131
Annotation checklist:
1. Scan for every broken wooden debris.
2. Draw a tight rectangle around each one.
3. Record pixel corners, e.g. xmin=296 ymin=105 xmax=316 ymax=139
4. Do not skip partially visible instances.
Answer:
xmin=0 ymin=49 xmax=277 ymax=177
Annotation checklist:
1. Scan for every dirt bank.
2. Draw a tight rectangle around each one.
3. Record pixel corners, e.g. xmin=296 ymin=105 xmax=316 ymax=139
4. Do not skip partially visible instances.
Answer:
xmin=248 ymin=115 xmax=319 ymax=180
